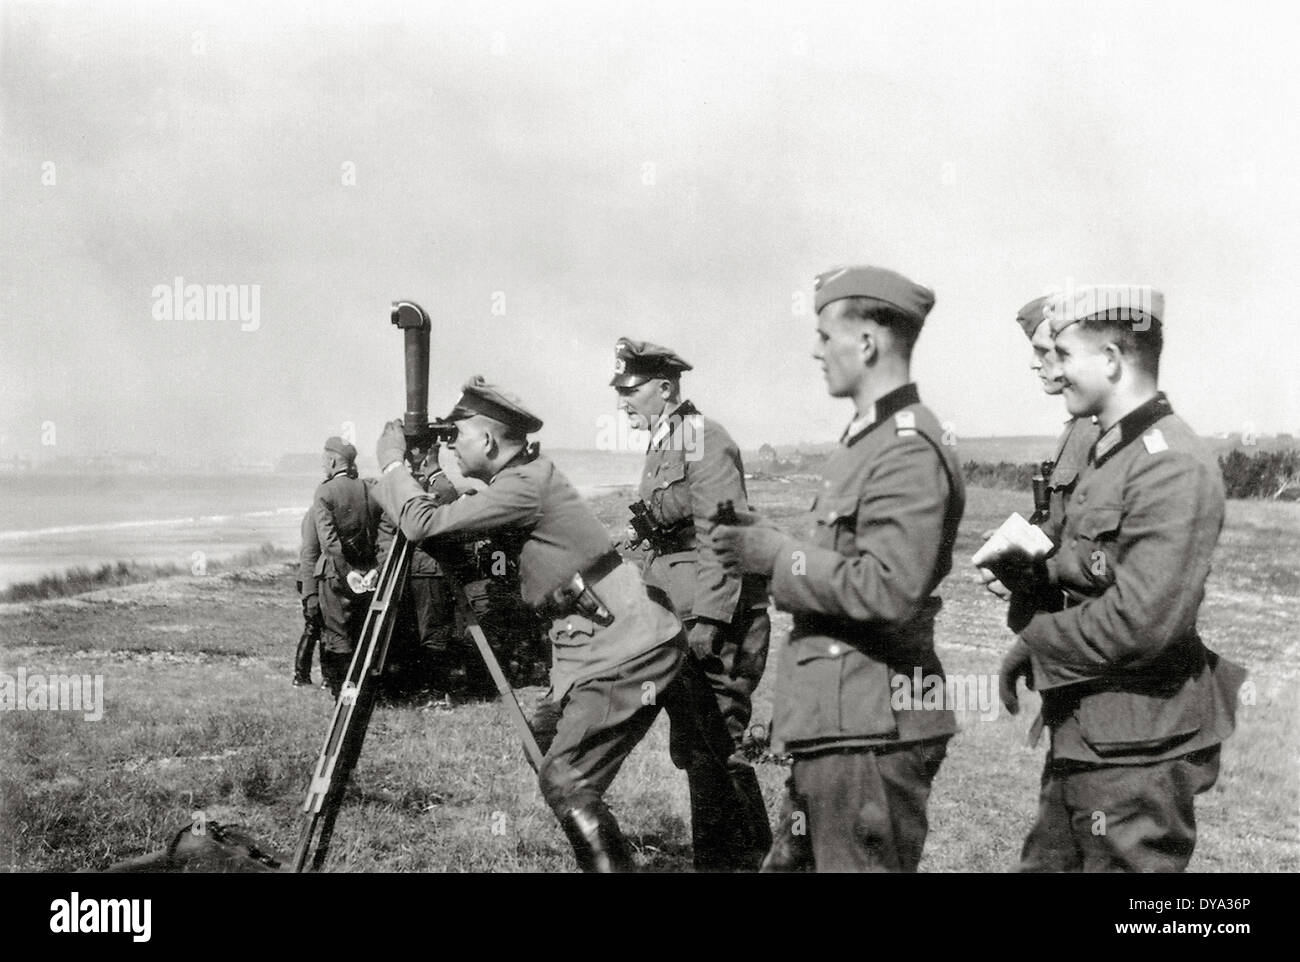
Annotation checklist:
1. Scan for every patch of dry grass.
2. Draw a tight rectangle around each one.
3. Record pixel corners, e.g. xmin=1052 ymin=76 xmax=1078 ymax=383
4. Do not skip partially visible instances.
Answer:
xmin=1 ymin=485 xmax=1295 ymax=872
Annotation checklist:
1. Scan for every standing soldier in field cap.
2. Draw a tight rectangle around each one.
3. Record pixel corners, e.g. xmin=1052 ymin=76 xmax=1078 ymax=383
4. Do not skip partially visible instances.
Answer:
xmin=991 ymin=286 xmax=1246 ymax=872
xmin=713 ymin=265 xmax=966 ymax=872
xmin=313 ymin=436 xmax=382 ymax=698
xmin=373 ymin=376 xmax=752 ymax=873
xmin=980 ymin=297 xmax=1102 ymax=628
xmin=293 ymin=508 xmax=323 ymax=688
xmin=611 ymin=337 xmax=773 ymax=870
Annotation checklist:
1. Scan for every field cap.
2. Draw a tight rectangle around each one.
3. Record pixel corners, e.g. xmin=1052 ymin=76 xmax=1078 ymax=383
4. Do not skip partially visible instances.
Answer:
xmin=323 ymin=436 xmax=357 ymax=462
xmin=813 ymin=265 xmax=935 ymax=326
xmin=1015 ymin=295 xmax=1053 ymax=339
xmin=1047 ymin=285 xmax=1165 ymax=335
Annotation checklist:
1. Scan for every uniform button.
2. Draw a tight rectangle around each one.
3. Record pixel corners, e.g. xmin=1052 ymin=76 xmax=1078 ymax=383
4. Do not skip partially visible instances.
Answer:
xmin=823 ymin=480 xmax=832 ymax=489
xmin=566 ymin=622 xmax=573 ymax=632
xmin=826 ymin=512 xmax=837 ymax=521
xmin=828 ymin=643 xmax=843 ymax=656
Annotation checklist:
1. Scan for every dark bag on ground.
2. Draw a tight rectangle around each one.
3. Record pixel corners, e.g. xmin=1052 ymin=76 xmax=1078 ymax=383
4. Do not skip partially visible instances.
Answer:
xmin=100 ymin=820 xmax=288 ymax=873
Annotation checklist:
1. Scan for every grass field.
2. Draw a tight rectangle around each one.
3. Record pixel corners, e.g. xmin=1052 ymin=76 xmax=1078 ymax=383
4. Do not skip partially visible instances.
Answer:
xmin=1 ymin=481 xmax=1296 ymax=873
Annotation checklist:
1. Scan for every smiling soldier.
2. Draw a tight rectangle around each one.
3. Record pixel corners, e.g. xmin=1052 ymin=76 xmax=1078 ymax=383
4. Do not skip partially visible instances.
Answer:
xmin=1003 ymin=285 xmax=1247 ymax=872
xmin=987 ymin=295 xmax=1101 ymax=702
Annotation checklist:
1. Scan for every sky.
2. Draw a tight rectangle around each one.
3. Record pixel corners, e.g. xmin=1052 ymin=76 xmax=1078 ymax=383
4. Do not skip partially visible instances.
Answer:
xmin=2 ymin=0 xmax=1297 ymax=466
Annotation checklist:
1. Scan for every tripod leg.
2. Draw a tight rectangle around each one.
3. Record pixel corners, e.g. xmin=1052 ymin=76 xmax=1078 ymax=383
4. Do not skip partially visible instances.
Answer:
xmin=448 ymin=575 xmax=545 ymax=772
xmin=293 ymin=532 xmax=413 ymax=872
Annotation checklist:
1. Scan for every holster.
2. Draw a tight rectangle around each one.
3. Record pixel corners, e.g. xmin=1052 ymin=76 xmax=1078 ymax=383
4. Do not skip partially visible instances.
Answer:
xmin=540 ymin=551 xmax=621 ymax=627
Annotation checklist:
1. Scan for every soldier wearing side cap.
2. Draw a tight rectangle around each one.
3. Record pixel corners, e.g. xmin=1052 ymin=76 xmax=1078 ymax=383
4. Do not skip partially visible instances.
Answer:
xmin=373 ymin=377 xmax=751 ymax=872
xmin=713 ymin=266 xmax=965 ymax=872
xmin=611 ymin=337 xmax=773 ymax=870
xmin=313 ymin=436 xmax=383 ymax=697
xmin=292 ymin=508 xmax=323 ymax=688
xmin=997 ymin=286 xmax=1246 ymax=872
xmin=981 ymin=297 xmax=1101 ymax=684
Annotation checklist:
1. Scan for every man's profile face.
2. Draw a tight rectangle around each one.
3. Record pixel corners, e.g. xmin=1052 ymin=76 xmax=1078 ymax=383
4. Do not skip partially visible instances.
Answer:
xmin=1053 ymin=324 xmax=1113 ymax=418
xmin=1030 ymin=320 xmax=1064 ymax=396
xmin=813 ymin=301 xmax=868 ymax=399
xmin=448 ymin=418 xmax=490 ymax=480
xmin=615 ymin=379 xmax=668 ymax=431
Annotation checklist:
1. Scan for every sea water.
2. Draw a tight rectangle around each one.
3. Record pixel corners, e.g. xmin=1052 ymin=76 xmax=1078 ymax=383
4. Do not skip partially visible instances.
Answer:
xmin=0 ymin=449 xmax=645 ymax=591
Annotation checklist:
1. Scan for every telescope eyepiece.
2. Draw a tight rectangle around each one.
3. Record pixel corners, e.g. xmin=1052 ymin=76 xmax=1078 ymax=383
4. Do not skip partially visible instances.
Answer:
xmin=391 ymin=300 xmax=431 ymax=330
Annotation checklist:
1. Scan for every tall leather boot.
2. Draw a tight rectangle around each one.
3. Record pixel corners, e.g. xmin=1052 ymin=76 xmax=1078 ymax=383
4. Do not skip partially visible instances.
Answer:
xmin=759 ymin=783 xmax=813 ymax=872
xmin=293 ymin=625 xmax=318 ymax=687
xmin=729 ymin=765 xmax=774 ymax=870
xmin=558 ymin=803 xmax=636 ymax=873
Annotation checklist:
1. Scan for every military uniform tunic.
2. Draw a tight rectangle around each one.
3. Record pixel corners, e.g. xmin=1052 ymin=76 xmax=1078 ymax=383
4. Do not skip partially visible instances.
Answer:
xmin=376 ymin=449 xmax=744 ymax=858
xmin=765 ymin=384 xmax=965 ymax=872
xmin=637 ymin=401 xmax=771 ymax=757
xmin=375 ymin=451 xmax=677 ymax=699
xmin=769 ymin=384 xmax=965 ymax=753
xmin=312 ymin=471 xmax=382 ymax=655
xmin=1012 ymin=394 xmax=1246 ymax=871
xmin=637 ymin=401 xmax=769 ymax=623
xmin=1041 ymin=416 xmax=1101 ymax=547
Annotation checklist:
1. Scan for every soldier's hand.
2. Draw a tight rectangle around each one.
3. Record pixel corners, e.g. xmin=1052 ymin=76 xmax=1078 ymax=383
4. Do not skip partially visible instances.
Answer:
xmin=987 ymin=557 xmax=1046 ymax=597
xmin=427 ymin=470 xmax=459 ymax=506
xmin=999 ymin=640 xmax=1034 ymax=715
xmin=712 ymin=523 xmax=782 ymax=577
xmin=346 ymin=570 xmax=367 ymax=594
xmin=716 ymin=507 xmax=761 ymax=527
xmin=376 ymin=419 xmax=407 ymax=472
xmin=978 ymin=565 xmax=1011 ymax=600
xmin=686 ymin=619 xmax=721 ymax=661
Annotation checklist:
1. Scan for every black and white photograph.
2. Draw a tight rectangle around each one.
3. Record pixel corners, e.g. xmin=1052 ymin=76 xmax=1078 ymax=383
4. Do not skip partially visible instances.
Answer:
xmin=1 ymin=0 xmax=1295 ymax=925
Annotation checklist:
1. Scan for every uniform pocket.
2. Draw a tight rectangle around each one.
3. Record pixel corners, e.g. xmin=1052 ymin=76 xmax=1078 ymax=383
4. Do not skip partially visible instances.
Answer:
xmin=1048 ymin=465 xmax=1079 ymax=490
xmin=548 ymin=615 xmax=597 ymax=652
xmin=1074 ymin=681 xmax=1203 ymax=757
xmin=653 ymin=459 xmax=687 ymax=490
xmin=1076 ymin=505 xmax=1122 ymax=540
xmin=1074 ymin=504 xmax=1122 ymax=588
xmin=789 ymin=638 xmax=897 ymax=740
xmin=814 ymin=495 xmax=861 ymax=556
xmin=649 ymin=460 xmax=690 ymax=525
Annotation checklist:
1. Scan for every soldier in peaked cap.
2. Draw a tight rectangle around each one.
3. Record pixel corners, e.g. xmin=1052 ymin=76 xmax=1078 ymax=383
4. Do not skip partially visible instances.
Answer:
xmin=313 ymin=436 xmax=383 ymax=697
xmin=713 ymin=265 xmax=965 ymax=872
xmin=997 ymin=286 xmax=1247 ymax=871
xmin=372 ymin=376 xmax=745 ymax=872
xmin=611 ymin=337 xmax=773 ymax=871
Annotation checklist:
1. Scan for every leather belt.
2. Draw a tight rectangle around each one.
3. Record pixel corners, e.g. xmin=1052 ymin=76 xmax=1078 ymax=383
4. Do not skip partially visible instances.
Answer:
xmin=581 ymin=549 xmax=623 ymax=586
